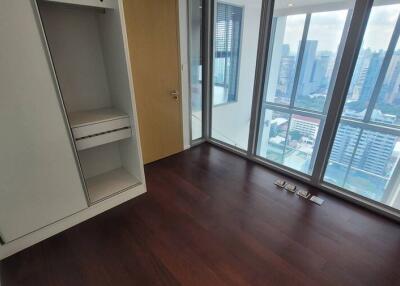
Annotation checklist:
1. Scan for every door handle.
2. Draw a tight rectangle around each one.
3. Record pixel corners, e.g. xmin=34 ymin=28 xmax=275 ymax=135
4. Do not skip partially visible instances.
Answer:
xmin=169 ymin=90 xmax=180 ymax=101
xmin=0 ymin=234 xmax=4 ymax=245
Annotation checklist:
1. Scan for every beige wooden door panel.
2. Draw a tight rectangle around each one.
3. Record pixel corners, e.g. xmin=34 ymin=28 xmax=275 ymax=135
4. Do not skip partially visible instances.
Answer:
xmin=124 ymin=0 xmax=183 ymax=164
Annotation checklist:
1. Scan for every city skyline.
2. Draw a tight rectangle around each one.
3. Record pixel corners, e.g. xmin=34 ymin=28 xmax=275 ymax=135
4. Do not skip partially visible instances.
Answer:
xmin=263 ymin=5 xmax=400 ymax=201
xmin=283 ymin=4 xmax=400 ymax=54
xmin=272 ymin=37 xmax=400 ymax=123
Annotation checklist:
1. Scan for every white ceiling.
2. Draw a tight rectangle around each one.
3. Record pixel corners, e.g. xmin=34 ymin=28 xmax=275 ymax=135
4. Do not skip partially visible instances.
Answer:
xmin=274 ymin=0 xmax=400 ymax=10
xmin=274 ymin=0 xmax=352 ymax=10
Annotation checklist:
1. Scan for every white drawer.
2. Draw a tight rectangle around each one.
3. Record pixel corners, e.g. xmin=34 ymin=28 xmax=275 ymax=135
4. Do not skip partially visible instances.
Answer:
xmin=68 ymin=108 xmax=132 ymax=151
xmin=72 ymin=117 xmax=131 ymax=139
xmin=75 ymin=127 xmax=132 ymax=151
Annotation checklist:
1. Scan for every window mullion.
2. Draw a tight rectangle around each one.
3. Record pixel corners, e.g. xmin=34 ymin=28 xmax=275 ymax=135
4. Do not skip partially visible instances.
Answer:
xmin=204 ymin=0 xmax=213 ymax=139
xmin=340 ymin=117 xmax=400 ymax=136
xmin=247 ymin=0 xmax=275 ymax=156
xmin=281 ymin=114 xmax=293 ymax=164
xmin=289 ymin=14 xmax=311 ymax=108
xmin=384 ymin=159 xmax=400 ymax=204
xmin=341 ymin=129 xmax=364 ymax=189
xmin=311 ymin=0 xmax=374 ymax=186
xmin=308 ymin=117 xmax=326 ymax=174
xmin=364 ymin=14 xmax=400 ymax=122
xmin=223 ymin=5 xmax=229 ymax=100
xmin=264 ymin=102 xmax=324 ymax=119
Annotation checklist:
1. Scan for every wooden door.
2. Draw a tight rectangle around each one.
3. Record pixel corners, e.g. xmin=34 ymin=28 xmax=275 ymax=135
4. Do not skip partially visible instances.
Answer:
xmin=124 ymin=0 xmax=183 ymax=164
xmin=0 ymin=1 xmax=88 ymax=242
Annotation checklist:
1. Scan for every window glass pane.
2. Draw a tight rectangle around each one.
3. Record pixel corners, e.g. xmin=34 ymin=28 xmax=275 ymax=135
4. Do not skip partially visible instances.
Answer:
xmin=326 ymin=128 xmax=400 ymax=202
xmin=189 ymin=0 xmax=203 ymax=140
xmin=324 ymin=124 xmax=361 ymax=186
xmin=257 ymin=110 xmax=321 ymax=174
xmin=257 ymin=0 xmax=353 ymax=176
xmin=258 ymin=109 xmax=290 ymax=164
xmin=213 ymin=3 xmax=242 ymax=105
xmin=343 ymin=5 xmax=400 ymax=119
xmin=294 ymin=10 xmax=348 ymax=112
xmin=285 ymin=114 xmax=321 ymax=174
xmin=265 ymin=14 xmax=306 ymax=105
xmin=372 ymin=39 xmax=400 ymax=126
xmin=211 ymin=0 xmax=262 ymax=150
xmin=324 ymin=2 xmax=400 ymax=211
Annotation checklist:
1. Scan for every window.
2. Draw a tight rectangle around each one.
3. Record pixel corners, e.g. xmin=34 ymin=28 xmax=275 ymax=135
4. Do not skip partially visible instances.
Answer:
xmin=189 ymin=0 xmax=204 ymax=141
xmin=191 ymin=0 xmax=400 ymax=216
xmin=211 ymin=0 xmax=262 ymax=150
xmin=324 ymin=3 xmax=400 ymax=209
xmin=257 ymin=3 xmax=350 ymax=175
xmin=213 ymin=2 xmax=242 ymax=105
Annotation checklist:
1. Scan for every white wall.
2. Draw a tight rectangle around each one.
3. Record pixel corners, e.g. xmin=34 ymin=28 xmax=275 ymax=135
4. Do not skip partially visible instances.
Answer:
xmin=211 ymin=0 xmax=262 ymax=149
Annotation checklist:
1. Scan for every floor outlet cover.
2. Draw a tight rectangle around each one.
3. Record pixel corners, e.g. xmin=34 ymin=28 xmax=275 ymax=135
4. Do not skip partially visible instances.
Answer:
xmin=310 ymin=195 xmax=324 ymax=205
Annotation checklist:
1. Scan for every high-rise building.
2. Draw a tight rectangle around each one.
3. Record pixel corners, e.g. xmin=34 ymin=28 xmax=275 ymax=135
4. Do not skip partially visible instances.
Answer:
xmin=348 ymin=49 xmax=370 ymax=99
xmin=359 ymin=52 xmax=384 ymax=103
xmin=330 ymin=126 xmax=397 ymax=176
xmin=277 ymin=54 xmax=296 ymax=97
xmin=290 ymin=114 xmax=319 ymax=140
xmin=311 ymin=54 xmax=330 ymax=93
xmin=297 ymin=40 xmax=318 ymax=96
xmin=382 ymin=52 xmax=400 ymax=104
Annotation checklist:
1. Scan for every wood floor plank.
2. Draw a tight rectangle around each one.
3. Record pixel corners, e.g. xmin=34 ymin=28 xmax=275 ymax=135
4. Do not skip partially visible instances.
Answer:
xmin=1 ymin=143 xmax=400 ymax=286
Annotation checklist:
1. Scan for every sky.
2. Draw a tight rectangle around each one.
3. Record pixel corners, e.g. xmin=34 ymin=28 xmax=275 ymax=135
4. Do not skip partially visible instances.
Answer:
xmin=281 ymin=3 xmax=400 ymax=53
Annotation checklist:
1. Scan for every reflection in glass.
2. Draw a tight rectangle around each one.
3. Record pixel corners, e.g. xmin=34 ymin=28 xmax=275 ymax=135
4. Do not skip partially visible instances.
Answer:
xmin=189 ymin=0 xmax=204 ymax=140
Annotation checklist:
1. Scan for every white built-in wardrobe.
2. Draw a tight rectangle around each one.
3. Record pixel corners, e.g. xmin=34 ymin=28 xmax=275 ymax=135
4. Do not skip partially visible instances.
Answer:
xmin=0 ymin=0 xmax=146 ymax=259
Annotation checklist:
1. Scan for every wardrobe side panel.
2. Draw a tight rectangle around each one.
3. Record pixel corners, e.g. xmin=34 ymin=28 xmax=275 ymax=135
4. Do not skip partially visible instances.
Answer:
xmin=0 ymin=1 xmax=88 ymax=242
xmin=98 ymin=2 xmax=145 ymax=182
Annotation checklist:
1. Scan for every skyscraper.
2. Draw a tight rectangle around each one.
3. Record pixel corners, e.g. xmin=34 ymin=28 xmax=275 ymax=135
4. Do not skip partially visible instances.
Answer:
xmin=297 ymin=40 xmax=318 ymax=96
xmin=359 ymin=52 xmax=384 ymax=103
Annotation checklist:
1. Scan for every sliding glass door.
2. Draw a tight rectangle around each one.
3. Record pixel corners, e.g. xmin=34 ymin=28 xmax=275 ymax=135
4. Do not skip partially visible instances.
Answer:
xmin=256 ymin=1 xmax=352 ymax=175
xmin=210 ymin=0 xmax=262 ymax=150
xmin=323 ymin=2 xmax=400 ymax=210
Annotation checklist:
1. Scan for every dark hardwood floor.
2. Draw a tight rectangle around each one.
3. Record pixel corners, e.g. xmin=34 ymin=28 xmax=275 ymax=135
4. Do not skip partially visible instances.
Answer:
xmin=1 ymin=143 xmax=400 ymax=286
